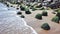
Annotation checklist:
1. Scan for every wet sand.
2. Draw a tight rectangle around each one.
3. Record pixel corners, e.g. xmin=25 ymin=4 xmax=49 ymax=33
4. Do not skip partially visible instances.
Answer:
xmin=7 ymin=2 xmax=60 ymax=34
xmin=21 ymin=10 xmax=60 ymax=34
xmin=0 ymin=3 xmax=37 ymax=34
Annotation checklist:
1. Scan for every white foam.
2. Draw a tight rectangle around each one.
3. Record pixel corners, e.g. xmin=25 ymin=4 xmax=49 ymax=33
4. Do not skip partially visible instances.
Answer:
xmin=0 ymin=3 xmax=8 ymax=10
xmin=0 ymin=3 xmax=38 ymax=34
xmin=21 ymin=18 xmax=37 ymax=34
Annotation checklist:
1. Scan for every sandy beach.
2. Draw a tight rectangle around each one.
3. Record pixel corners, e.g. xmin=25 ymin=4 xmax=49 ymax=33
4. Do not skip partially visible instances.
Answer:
xmin=7 ymin=2 xmax=60 ymax=34
xmin=22 ymin=10 xmax=60 ymax=34
xmin=0 ymin=3 xmax=38 ymax=34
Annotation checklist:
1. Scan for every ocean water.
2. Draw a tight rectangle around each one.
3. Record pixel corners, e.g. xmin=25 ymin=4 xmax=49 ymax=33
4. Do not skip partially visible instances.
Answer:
xmin=0 ymin=3 xmax=37 ymax=34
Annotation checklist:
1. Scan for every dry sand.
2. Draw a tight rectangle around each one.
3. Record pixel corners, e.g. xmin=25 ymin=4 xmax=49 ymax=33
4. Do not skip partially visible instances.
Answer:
xmin=7 ymin=2 xmax=60 ymax=34
xmin=21 ymin=10 xmax=60 ymax=34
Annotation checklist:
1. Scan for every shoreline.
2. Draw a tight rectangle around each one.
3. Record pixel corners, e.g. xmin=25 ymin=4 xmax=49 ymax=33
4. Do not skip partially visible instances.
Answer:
xmin=5 ymin=2 xmax=60 ymax=34
xmin=5 ymin=2 xmax=38 ymax=34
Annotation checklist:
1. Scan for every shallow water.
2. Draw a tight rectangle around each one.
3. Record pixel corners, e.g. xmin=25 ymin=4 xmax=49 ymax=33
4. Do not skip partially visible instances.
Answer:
xmin=0 ymin=3 xmax=37 ymax=34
